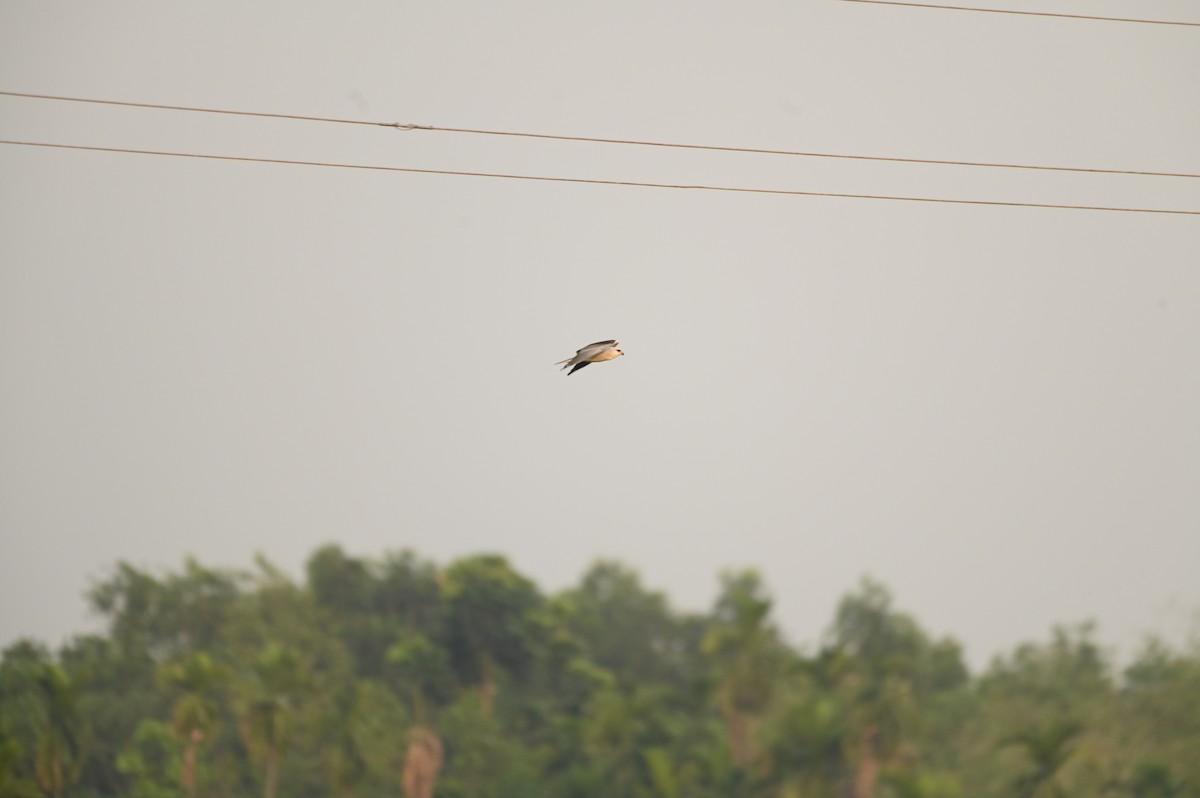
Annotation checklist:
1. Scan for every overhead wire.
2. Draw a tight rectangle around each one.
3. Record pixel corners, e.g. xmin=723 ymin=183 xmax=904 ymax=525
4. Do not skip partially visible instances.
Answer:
xmin=3 ymin=139 xmax=1198 ymax=216
xmin=837 ymin=0 xmax=1200 ymax=27
xmin=3 ymin=90 xmax=1198 ymax=180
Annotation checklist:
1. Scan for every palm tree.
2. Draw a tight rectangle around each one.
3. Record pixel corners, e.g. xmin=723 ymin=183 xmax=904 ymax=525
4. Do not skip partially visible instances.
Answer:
xmin=1003 ymin=718 xmax=1082 ymax=798
xmin=702 ymin=570 xmax=782 ymax=773
xmin=31 ymin=664 xmax=85 ymax=798
xmin=442 ymin=555 xmax=542 ymax=713
xmin=239 ymin=644 xmax=307 ymax=798
xmin=159 ymin=651 xmax=225 ymax=798
xmin=824 ymin=579 xmax=937 ymax=798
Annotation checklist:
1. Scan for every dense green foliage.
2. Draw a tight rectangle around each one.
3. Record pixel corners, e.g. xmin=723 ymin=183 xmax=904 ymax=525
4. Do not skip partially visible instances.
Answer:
xmin=2 ymin=547 xmax=1197 ymax=798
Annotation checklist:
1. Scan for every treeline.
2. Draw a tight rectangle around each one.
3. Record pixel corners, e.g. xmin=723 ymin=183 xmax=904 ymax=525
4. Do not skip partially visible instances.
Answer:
xmin=1 ymin=546 xmax=1198 ymax=798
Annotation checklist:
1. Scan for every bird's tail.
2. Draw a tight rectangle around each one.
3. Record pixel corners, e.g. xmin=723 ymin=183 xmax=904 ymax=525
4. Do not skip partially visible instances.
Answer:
xmin=554 ymin=358 xmax=571 ymax=367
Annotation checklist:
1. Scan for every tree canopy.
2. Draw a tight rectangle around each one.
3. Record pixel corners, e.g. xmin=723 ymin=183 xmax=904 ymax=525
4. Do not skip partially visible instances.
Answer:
xmin=2 ymin=548 xmax=1197 ymax=797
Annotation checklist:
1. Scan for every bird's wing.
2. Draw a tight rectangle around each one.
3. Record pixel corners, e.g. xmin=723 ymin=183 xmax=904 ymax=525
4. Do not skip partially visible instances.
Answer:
xmin=568 ymin=361 xmax=592 ymax=375
xmin=576 ymin=340 xmax=617 ymax=354
xmin=570 ymin=344 xmax=611 ymax=363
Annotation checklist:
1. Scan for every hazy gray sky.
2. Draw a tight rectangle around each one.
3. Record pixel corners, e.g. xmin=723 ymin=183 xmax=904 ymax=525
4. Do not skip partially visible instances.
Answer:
xmin=2 ymin=0 xmax=1198 ymax=670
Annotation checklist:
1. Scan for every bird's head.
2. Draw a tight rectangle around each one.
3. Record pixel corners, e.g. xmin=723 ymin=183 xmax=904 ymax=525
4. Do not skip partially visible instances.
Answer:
xmin=615 ymin=348 xmax=625 ymax=357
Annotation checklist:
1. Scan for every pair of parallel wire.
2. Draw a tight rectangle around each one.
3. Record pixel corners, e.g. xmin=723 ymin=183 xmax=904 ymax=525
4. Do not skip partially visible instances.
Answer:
xmin=2 ymin=2 xmax=1198 ymax=216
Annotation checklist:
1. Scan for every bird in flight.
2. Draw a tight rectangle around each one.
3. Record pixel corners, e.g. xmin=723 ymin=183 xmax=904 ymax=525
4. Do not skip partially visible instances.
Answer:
xmin=555 ymin=340 xmax=625 ymax=375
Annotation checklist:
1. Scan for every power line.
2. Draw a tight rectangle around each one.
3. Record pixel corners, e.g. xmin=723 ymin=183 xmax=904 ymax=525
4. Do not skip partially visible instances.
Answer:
xmin=397 ymin=124 xmax=1200 ymax=181
xmin=3 ymin=138 xmax=1197 ymax=216
xmin=838 ymin=0 xmax=1200 ymax=27
xmin=4 ymin=89 xmax=1198 ymax=181
xmin=0 ymin=90 xmax=398 ymax=130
